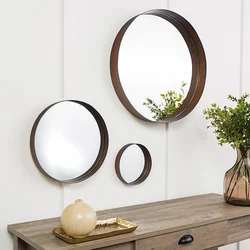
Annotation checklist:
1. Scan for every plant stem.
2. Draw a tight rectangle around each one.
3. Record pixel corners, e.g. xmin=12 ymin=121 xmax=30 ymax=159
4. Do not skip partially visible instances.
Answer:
xmin=227 ymin=159 xmax=244 ymax=201
xmin=226 ymin=162 xmax=239 ymax=195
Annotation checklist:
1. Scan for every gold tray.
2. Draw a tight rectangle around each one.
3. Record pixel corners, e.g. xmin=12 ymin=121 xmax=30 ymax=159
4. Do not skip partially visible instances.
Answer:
xmin=52 ymin=218 xmax=138 ymax=244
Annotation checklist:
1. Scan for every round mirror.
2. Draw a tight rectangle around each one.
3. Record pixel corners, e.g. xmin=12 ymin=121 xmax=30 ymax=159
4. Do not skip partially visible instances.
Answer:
xmin=110 ymin=9 xmax=206 ymax=123
xmin=30 ymin=100 xmax=109 ymax=183
xmin=115 ymin=143 xmax=152 ymax=185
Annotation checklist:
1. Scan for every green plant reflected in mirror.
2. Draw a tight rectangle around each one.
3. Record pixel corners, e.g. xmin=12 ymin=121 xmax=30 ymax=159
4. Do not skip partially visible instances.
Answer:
xmin=143 ymin=82 xmax=187 ymax=121
xmin=110 ymin=9 xmax=206 ymax=123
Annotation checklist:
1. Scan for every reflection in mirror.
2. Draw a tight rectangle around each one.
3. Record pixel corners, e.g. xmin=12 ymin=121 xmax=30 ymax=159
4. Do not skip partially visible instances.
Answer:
xmin=110 ymin=9 xmax=206 ymax=123
xmin=30 ymin=100 xmax=109 ymax=183
xmin=115 ymin=143 xmax=152 ymax=185
xmin=118 ymin=15 xmax=192 ymax=121
xmin=120 ymin=145 xmax=144 ymax=183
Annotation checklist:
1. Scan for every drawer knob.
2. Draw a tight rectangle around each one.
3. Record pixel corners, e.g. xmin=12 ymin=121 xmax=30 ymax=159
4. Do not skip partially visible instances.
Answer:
xmin=178 ymin=234 xmax=194 ymax=245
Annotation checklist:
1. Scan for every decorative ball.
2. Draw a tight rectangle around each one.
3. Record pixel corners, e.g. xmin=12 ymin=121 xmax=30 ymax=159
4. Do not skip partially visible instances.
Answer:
xmin=61 ymin=199 xmax=97 ymax=237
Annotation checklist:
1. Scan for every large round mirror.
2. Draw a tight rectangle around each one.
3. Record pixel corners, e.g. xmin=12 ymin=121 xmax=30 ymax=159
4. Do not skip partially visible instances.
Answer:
xmin=110 ymin=9 xmax=206 ymax=123
xmin=115 ymin=143 xmax=152 ymax=185
xmin=30 ymin=100 xmax=109 ymax=183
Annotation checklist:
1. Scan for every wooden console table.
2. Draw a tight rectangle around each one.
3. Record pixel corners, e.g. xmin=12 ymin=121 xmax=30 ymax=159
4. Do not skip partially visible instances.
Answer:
xmin=8 ymin=193 xmax=250 ymax=250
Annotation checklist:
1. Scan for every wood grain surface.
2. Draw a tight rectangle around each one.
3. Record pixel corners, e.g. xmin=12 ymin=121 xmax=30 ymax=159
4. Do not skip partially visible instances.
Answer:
xmin=136 ymin=221 xmax=227 ymax=250
xmin=8 ymin=194 xmax=250 ymax=250
xmin=13 ymin=236 xmax=27 ymax=250
xmin=96 ymin=242 xmax=134 ymax=250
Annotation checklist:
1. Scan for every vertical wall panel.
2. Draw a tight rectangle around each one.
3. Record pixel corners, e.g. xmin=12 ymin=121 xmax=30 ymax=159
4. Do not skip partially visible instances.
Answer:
xmin=239 ymin=1 xmax=250 ymax=249
xmin=63 ymin=0 xmax=167 ymax=211
xmin=242 ymin=0 xmax=250 ymax=94
xmin=167 ymin=0 xmax=241 ymax=196
xmin=0 ymin=1 xmax=62 ymax=249
xmin=168 ymin=1 xmax=241 ymax=250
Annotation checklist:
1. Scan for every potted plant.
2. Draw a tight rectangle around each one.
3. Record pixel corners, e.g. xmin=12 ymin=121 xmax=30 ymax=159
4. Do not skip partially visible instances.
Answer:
xmin=203 ymin=93 xmax=250 ymax=205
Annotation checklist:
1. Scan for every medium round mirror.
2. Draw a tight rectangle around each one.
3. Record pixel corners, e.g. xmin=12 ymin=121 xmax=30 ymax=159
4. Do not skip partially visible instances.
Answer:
xmin=110 ymin=9 xmax=206 ymax=123
xmin=115 ymin=143 xmax=152 ymax=185
xmin=30 ymin=100 xmax=109 ymax=183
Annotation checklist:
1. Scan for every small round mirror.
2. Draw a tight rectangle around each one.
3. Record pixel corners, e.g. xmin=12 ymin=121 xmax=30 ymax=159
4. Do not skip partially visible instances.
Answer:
xmin=30 ymin=100 xmax=109 ymax=183
xmin=110 ymin=9 xmax=206 ymax=123
xmin=115 ymin=143 xmax=152 ymax=185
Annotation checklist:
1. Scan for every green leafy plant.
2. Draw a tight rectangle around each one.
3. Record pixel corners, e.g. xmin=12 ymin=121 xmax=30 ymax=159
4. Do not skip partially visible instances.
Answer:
xmin=203 ymin=93 xmax=250 ymax=151
xmin=143 ymin=82 xmax=187 ymax=121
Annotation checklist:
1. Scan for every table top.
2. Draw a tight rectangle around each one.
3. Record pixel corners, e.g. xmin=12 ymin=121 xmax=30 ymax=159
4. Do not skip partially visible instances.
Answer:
xmin=8 ymin=193 xmax=250 ymax=250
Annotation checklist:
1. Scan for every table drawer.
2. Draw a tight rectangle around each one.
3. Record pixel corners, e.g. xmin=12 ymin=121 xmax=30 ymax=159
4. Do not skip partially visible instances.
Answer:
xmin=95 ymin=242 xmax=135 ymax=250
xmin=136 ymin=221 xmax=227 ymax=250
xmin=227 ymin=215 xmax=250 ymax=244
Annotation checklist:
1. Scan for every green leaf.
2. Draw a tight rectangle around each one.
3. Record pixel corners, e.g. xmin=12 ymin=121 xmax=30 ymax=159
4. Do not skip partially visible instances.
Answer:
xmin=203 ymin=94 xmax=250 ymax=149
xmin=143 ymin=81 xmax=187 ymax=121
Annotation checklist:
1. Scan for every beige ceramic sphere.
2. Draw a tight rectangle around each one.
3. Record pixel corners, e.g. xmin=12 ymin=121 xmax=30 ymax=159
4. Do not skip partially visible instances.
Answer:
xmin=61 ymin=199 xmax=97 ymax=237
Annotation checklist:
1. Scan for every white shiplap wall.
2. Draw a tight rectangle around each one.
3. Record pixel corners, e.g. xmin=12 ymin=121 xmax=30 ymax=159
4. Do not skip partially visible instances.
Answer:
xmin=168 ymin=1 xmax=247 ymax=250
xmin=0 ymin=0 xmax=249 ymax=249
xmin=0 ymin=1 xmax=63 ymax=249
xmin=239 ymin=0 xmax=250 ymax=249
xmin=62 ymin=0 xmax=167 ymax=211
xmin=0 ymin=0 xmax=167 ymax=249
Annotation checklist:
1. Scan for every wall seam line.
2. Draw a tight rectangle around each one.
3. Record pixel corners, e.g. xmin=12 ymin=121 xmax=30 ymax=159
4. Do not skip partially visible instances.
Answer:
xmin=239 ymin=0 xmax=244 ymax=96
xmin=62 ymin=0 xmax=65 ymax=100
xmin=165 ymin=124 xmax=169 ymax=199
xmin=165 ymin=0 xmax=170 ymax=200
xmin=61 ymin=0 xmax=65 ymax=211
xmin=238 ymin=0 xmax=244 ymax=248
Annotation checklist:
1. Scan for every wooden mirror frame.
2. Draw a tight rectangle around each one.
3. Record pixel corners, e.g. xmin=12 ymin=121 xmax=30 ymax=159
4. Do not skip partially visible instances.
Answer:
xmin=115 ymin=143 xmax=152 ymax=185
xmin=30 ymin=100 xmax=109 ymax=183
xmin=110 ymin=9 xmax=206 ymax=123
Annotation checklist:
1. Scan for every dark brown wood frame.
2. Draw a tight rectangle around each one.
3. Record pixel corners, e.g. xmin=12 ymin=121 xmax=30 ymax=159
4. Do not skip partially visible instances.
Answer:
xmin=115 ymin=143 xmax=152 ymax=185
xmin=110 ymin=9 xmax=206 ymax=123
xmin=30 ymin=100 xmax=109 ymax=183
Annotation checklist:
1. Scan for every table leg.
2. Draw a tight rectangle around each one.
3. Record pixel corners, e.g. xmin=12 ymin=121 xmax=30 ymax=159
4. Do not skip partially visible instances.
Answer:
xmin=13 ymin=235 xmax=28 ymax=250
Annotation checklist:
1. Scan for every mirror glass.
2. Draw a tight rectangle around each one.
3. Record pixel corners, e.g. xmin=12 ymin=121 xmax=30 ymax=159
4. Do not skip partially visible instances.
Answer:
xmin=111 ymin=9 xmax=206 ymax=123
xmin=31 ymin=101 xmax=108 ymax=182
xmin=118 ymin=15 xmax=192 ymax=121
xmin=115 ymin=143 xmax=152 ymax=185
xmin=119 ymin=144 xmax=145 ymax=183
